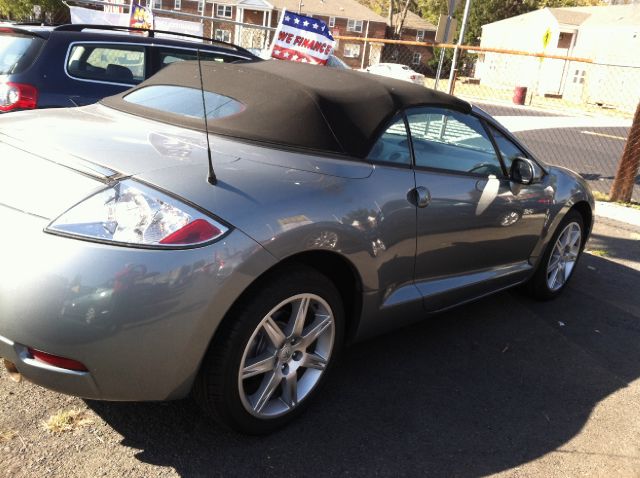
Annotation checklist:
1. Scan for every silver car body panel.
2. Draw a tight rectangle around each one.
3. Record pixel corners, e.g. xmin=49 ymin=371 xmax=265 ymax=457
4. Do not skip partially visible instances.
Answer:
xmin=0 ymin=103 xmax=594 ymax=399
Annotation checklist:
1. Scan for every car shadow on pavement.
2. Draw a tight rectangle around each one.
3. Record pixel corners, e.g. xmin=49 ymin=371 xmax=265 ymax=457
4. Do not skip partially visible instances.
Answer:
xmin=86 ymin=251 xmax=640 ymax=477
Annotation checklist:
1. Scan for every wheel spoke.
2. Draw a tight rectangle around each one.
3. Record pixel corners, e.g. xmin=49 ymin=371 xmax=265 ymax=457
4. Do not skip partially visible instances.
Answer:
xmin=569 ymin=229 xmax=581 ymax=248
xmin=288 ymin=296 xmax=311 ymax=337
xmin=262 ymin=317 xmax=286 ymax=348
xmin=302 ymin=352 xmax=328 ymax=371
xmin=242 ymin=352 xmax=277 ymax=380
xmin=548 ymin=266 xmax=560 ymax=289
xmin=282 ymin=375 xmax=298 ymax=409
xmin=548 ymin=254 xmax=561 ymax=272
xmin=252 ymin=371 xmax=281 ymax=413
xmin=301 ymin=315 xmax=332 ymax=348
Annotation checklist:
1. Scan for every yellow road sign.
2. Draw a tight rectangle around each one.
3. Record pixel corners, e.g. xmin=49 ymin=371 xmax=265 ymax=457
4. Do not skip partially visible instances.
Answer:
xmin=542 ymin=27 xmax=552 ymax=49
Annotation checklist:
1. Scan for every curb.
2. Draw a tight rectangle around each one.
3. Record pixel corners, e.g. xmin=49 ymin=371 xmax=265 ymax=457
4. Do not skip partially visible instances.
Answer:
xmin=595 ymin=201 xmax=640 ymax=228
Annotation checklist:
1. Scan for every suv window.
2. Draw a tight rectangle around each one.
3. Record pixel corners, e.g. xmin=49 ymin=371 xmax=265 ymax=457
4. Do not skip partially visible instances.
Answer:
xmin=67 ymin=44 xmax=145 ymax=84
xmin=406 ymin=107 xmax=504 ymax=177
xmin=367 ymin=117 xmax=411 ymax=166
xmin=0 ymin=32 xmax=44 ymax=75
xmin=124 ymin=85 xmax=244 ymax=119
xmin=156 ymin=47 xmax=232 ymax=70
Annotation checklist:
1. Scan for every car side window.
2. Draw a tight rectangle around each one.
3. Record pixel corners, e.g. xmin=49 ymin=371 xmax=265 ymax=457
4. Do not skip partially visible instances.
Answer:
xmin=156 ymin=48 xmax=236 ymax=70
xmin=67 ymin=44 xmax=145 ymax=84
xmin=406 ymin=107 xmax=504 ymax=177
xmin=367 ymin=116 xmax=411 ymax=166
xmin=488 ymin=125 xmax=527 ymax=171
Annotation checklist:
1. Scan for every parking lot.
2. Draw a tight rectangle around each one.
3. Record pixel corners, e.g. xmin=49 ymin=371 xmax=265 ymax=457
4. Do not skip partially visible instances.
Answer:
xmin=1 ymin=212 xmax=639 ymax=478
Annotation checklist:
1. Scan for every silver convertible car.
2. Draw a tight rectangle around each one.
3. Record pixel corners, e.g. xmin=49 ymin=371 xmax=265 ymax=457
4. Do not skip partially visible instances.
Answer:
xmin=0 ymin=60 xmax=593 ymax=434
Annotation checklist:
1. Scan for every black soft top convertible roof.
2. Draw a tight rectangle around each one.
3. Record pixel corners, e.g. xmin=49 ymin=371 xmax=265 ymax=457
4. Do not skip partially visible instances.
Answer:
xmin=103 ymin=60 xmax=471 ymax=159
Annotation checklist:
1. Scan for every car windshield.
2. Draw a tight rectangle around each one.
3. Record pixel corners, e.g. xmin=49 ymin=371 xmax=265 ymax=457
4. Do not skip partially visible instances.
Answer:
xmin=124 ymin=85 xmax=245 ymax=120
xmin=0 ymin=32 xmax=44 ymax=75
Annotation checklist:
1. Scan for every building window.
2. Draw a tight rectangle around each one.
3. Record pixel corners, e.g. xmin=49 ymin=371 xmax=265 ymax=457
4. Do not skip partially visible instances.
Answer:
xmin=412 ymin=52 xmax=421 ymax=64
xmin=152 ymin=0 xmax=162 ymax=8
xmin=197 ymin=0 xmax=204 ymax=13
xmin=329 ymin=17 xmax=335 ymax=28
xmin=216 ymin=4 xmax=232 ymax=18
xmin=343 ymin=43 xmax=360 ymax=58
xmin=174 ymin=0 xmax=181 ymax=9
xmin=416 ymin=30 xmax=424 ymax=41
xmin=215 ymin=29 xmax=231 ymax=43
xmin=346 ymin=19 xmax=363 ymax=33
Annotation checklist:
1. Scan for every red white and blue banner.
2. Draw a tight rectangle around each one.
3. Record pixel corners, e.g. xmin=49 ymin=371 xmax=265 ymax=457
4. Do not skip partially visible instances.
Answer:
xmin=270 ymin=10 xmax=335 ymax=65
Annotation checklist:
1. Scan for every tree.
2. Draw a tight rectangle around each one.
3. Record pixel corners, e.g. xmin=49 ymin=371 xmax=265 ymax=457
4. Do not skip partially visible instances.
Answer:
xmin=610 ymin=101 xmax=640 ymax=203
xmin=0 ymin=0 xmax=66 ymax=22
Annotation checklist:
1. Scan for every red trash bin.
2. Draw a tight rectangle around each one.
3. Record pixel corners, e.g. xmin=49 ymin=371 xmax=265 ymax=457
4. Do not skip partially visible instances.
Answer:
xmin=513 ymin=86 xmax=527 ymax=105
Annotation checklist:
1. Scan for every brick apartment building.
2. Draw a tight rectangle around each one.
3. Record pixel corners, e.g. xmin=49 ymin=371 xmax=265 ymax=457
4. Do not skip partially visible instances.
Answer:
xmin=384 ymin=10 xmax=436 ymax=74
xmin=146 ymin=0 xmax=434 ymax=70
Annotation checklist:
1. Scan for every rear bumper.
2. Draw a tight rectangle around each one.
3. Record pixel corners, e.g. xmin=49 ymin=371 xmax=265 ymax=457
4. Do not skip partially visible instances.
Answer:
xmin=0 ymin=203 xmax=276 ymax=400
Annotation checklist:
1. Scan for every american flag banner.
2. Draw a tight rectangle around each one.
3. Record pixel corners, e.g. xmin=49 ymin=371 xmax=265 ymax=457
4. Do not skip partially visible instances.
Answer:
xmin=270 ymin=10 xmax=335 ymax=65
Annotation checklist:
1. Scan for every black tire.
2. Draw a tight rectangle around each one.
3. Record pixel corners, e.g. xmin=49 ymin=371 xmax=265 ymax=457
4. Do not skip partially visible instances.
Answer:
xmin=526 ymin=210 xmax=585 ymax=300
xmin=194 ymin=264 xmax=344 ymax=435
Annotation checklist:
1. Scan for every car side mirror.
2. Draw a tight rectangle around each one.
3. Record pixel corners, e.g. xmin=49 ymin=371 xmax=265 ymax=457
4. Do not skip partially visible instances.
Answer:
xmin=510 ymin=157 xmax=540 ymax=185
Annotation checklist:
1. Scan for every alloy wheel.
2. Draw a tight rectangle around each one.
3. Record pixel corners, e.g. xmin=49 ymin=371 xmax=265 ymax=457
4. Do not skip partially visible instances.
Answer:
xmin=546 ymin=222 xmax=582 ymax=292
xmin=238 ymin=293 xmax=335 ymax=418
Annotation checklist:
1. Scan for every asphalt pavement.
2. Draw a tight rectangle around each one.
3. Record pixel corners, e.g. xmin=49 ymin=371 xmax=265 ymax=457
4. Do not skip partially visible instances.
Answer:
xmin=1 ymin=206 xmax=639 ymax=477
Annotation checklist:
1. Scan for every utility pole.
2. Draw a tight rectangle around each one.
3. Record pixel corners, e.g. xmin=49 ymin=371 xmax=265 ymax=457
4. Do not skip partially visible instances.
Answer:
xmin=447 ymin=0 xmax=471 ymax=95
xmin=610 ymin=101 xmax=640 ymax=203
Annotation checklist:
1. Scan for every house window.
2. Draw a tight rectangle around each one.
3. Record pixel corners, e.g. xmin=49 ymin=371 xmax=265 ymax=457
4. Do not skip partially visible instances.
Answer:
xmin=346 ymin=19 xmax=363 ymax=33
xmin=412 ymin=52 xmax=421 ymax=64
xmin=416 ymin=30 xmax=424 ymax=41
xmin=197 ymin=0 xmax=204 ymax=13
xmin=343 ymin=43 xmax=360 ymax=58
xmin=152 ymin=0 xmax=161 ymax=8
xmin=174 ymin=0 xmax=180 ymax=9
xmin=572 ymin=69 xmax=586 ymax=84
xmin=215 ymin=29 xmax=231 ymax=43
xmin=329 ymin=17 xmax=335 ymax=28
xmin=217 ymin=4 xmax=232 ymax=18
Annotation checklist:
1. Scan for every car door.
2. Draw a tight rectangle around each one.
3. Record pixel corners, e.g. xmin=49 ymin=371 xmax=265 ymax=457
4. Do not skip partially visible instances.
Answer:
xmin=405 ymin=106 xmax=550 ymax=311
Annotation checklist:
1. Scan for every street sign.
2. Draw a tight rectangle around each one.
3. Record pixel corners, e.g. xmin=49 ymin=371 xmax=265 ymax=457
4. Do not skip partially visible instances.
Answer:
xmin=542 ymin=27 xmax=552 ymax=49
xmin=435 ymin=15 xmax=457 ymax=43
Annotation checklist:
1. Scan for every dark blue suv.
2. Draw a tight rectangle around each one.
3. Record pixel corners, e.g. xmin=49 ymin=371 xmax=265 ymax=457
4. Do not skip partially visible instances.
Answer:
xmin=0 ymin=24 xmax=259 ymax=112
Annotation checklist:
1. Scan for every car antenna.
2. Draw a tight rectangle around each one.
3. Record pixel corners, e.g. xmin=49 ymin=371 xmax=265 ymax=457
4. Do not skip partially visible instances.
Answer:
xmin=197 ymin=49 xmax=217 ymax=185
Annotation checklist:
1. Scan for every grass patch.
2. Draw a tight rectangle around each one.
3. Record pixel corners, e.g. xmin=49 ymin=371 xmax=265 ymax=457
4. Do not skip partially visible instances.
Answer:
xmin=0 ymin=429 xmax=17 ymax=443
xmin=43 ymin=409 xmax=93 ymax=434
xmin=593 ymin=192 xmax=640 ymax=211
xmin=588 ymin=249 xmax=609 ymax=257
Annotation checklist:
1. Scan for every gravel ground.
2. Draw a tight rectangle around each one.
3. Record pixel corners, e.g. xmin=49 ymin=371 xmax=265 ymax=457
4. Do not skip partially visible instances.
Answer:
xmin=1 ymin=217 xmax=639 ymax=478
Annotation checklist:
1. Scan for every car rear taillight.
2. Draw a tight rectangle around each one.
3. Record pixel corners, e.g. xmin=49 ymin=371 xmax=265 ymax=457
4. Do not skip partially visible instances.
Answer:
xmin=27 ymin=348 xmax=88 ymax=372
xmin=47 ymin=180 xmax=229 ymax=248
xmin=410 ymin=75 xmax=417 ymax=80
xmin=0 ymin=82 xmax=38 ymax=112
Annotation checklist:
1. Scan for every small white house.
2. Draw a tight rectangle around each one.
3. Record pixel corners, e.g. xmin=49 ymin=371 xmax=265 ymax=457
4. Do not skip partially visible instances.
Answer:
xmin=475 ymin=4 xmax=640 ymax=111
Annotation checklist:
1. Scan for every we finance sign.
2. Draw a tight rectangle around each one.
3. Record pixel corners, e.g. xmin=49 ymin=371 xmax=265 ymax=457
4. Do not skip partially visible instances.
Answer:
xmin=270 ymin=11 xmax=335 ymax=65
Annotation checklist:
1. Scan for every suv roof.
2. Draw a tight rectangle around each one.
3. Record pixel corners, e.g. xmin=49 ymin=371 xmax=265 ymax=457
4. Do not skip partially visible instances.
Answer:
xmin=0 ymin=23 xmax=252 ymax=54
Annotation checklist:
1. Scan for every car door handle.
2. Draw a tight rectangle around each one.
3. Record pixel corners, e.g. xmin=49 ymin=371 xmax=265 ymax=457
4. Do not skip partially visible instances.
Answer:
xmin=412 ymin=186 xmax=431 ymax=208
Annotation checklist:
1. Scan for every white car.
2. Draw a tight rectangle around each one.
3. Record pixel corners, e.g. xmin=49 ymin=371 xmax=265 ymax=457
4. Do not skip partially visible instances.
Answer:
xmin=363 ymin=63 xmax=425 ymax=85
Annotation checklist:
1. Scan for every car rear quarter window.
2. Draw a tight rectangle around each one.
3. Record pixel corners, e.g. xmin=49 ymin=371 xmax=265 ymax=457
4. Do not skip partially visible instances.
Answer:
xmin=67 ymin=44 xmax=145 ymax=84
xmin=407 ymin=107 xmax=504 ymax=177
xmin=123 ymin=85 xmax=244 ymax=120
xmin=0 ymin=32 xmax=44 ymax=75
